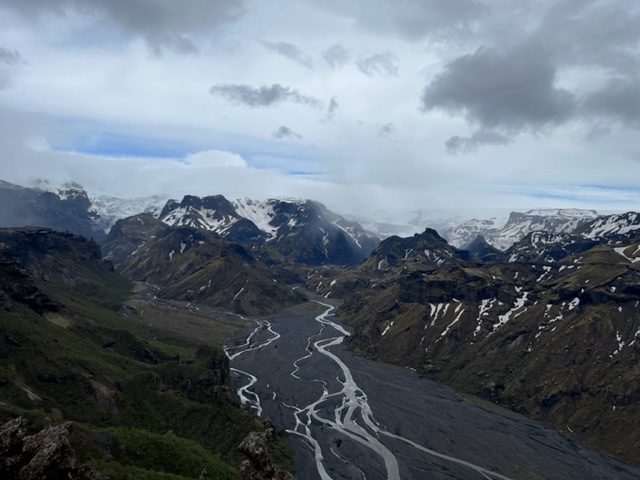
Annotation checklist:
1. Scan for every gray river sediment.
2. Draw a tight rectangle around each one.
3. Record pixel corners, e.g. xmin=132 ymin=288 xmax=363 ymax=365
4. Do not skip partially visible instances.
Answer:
xmin=226 ymin=302 xmax=640 ymax=480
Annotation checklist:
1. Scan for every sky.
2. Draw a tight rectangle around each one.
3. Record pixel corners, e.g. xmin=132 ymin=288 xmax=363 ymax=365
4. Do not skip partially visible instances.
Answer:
xmin=1 ymin=0 xmax=640 ymax=216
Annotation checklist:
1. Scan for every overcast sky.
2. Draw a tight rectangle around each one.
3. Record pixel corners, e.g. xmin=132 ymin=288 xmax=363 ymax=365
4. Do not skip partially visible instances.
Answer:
xmin=1 ymin=0 xmax=639 ymax=215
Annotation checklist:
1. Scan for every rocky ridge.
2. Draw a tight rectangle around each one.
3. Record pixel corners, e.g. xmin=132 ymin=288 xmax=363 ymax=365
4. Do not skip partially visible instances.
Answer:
xmin=160 ymin=195 xmax=379 ymax=265
xmin=0 ymin=417 xmax=101 ymax=480
xmin=332 ymin=228 xmax=640 ymax=464
xmin=105 ymin=217 xmax=307 ymax=315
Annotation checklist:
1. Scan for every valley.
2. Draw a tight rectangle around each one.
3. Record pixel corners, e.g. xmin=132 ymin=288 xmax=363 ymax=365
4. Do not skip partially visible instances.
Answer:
xmin=226 ymin=299 xmax=640 ymax=479
xmin=2 ymin=179 xmax=640 ymax=478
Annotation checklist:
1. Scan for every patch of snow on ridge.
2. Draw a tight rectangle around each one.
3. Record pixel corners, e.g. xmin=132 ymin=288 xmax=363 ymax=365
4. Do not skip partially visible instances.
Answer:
xmin=91 ymin=194 xmax=169 ymax=232
xmin=441 ymin=309 xmax=465 ymax=338
xmin=614 ymin=246 xmax=640 ymax=263
xmin=582 ymin=212 xmax=640 ymax=240
xmin=490 ymin=292 xmax=530 ymax=335
xmin=232 ymin=199 xmax=279 ymax=238
xmin=474 ymin=298 xmax=496 ymax=336
xmin=381 ymin=321 xmax=395 ymax=336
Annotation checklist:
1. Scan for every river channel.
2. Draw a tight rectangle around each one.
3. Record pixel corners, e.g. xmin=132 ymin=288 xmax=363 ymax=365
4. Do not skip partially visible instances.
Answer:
xmin=226 ymin=302 xmax=640 ymax=480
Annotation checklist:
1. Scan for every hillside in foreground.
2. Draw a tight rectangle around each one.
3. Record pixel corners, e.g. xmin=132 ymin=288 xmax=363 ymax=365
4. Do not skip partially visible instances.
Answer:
xmin=0 ymin=227 xmax=292 ymax=479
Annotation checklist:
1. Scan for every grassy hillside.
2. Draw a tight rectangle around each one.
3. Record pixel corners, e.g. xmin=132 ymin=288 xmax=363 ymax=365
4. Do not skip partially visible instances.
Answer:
xmin=0 ymin=228 xmax=291 ymax=479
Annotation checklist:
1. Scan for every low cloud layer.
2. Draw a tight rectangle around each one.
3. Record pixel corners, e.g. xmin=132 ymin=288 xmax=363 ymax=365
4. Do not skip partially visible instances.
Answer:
xmin=209 ymin=83 xmax=323 ymax=109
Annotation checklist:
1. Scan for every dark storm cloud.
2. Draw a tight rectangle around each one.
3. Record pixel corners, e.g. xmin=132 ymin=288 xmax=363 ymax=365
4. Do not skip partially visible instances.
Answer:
xmin=533 ymin=0 xmax=640 ymax=76
xmin=309 ymin=0 xmax=487 ymax=41
xmin=0 ymin=47 xmax=22 ymax=65
xmin=421 ymin=44 xmax=577 ymax=134
xmin=378 ymin=123 xmax=395 ymax=137
xmin=209 ymin=83 xmax=323 ymax=109
xmin=0 ymin=0 xmax=244 ymax=53
xmin=356 ymin=52 xmax=398 ymax=77
xmin=445 ymin=130 xmax=511 ymax=154
xmin=416 ymin=1 xmax=640 ymax=152
xmin=583 ymin=77 xmax=640 ymax=127
xmin=272 ymin=125 xmax=302 ymax=139
xmin=260 ymin=41 xmax=314 ymax=69
xmin=322 ymin=44 xmax=350 ymax=69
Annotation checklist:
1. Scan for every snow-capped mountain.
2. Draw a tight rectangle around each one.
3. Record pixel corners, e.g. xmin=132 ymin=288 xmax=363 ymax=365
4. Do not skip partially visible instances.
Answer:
xmin=490 ymin=209 xmax=599 ymax=250
xmin=89 ymin=194 xmax=169 ymax=233
xmin=28 ymin=179 xmax=169 ymax=234
xmin=0 ymin=180 xmax=105 ymax=241
xmin=351 ymin=208 xmax=599 ymax=251
xmin=574 ymin=211 xmax=640 ymax=240
xmin=504 ymin=231 xmax=598 ymax=263
xmin=159 ymin=195 xmax=381 ymax=265
xmin=447 ymin=208 xmax=599 ymax=250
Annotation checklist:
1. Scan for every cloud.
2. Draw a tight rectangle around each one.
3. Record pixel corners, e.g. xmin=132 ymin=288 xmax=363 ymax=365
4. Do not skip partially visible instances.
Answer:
xmin=322 ymin=44 xmax=350 ymax=69
xmin=378 ymin=123 xmax=395 ymax=137
xmin=0 ymin=0 xmax=244 ymax=53
xmin=421 ymin=44 xmax=577 ymax=139
xmin=272 ymin=125 xmax=302 ymax=140
xmin=324 ymin=97 xmax=339 ymax=122
xmin=209 ymin=83 xmax=323 ymax=108
xmin=308 ymin=0 xmax=487 ymax=41
xmin=583 ymin=77 xmax=640 ymax=127
xmin=260 ymin=40 xmax=313 ymax=68
xmin=356 ymin=52 xmax=398 ymax=77
xmin=445 ymin=130 xmax=511 ymax=154
xmin=184 ymin=149 xmax=248 ymax=167
xmin=0 ymin=47 xmax=22 ymax=65
xmin=533 ymin=1 xmax=640 ymax=77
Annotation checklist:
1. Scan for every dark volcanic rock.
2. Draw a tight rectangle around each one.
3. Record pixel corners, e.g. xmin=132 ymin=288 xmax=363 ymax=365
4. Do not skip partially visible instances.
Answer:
xmin=466 ymin=235 xmax=506 ymax=262
xmin=238 ymin=429 xmax=294 ymax=480
xmin=0 ymin=180 xmax=105 ymax=241
xmin=0 ymin=417 xmax=101 ymax=480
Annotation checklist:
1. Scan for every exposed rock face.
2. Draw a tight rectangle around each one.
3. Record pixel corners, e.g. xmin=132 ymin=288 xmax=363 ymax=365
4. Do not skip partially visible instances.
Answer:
xmin=101 ymin=214 xmax=167 ymax=265
xmin=159 ymin=195 xmax=379 ymax=265
xmin=116 ymin=226 xmax=306 ymax=315
xmin=238 ymin=429 xmax=294 ymax=480
xmin=504 ymin=231 xmax=598 ymax=263
xmin=361 ymin=228 xmax=470 ymax=272
xmin=0 ymin=417 xmax=101 ymax=480
xmin=0 ymin=180 xmax=105 ymax=241
xmin=0 ymin=227 xmax=120 ymax=313
xmin=337 ymin=233 xmax=640 ymax=464
xmin=466 ymin=234 xmax=506 ymax=263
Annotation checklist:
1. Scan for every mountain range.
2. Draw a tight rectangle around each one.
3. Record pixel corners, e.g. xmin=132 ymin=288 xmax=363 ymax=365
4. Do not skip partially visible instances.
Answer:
xmin=307 ymin=221 xmax=640 ymax=464
xmin=3 ymin=177 xmax=640 ymax=472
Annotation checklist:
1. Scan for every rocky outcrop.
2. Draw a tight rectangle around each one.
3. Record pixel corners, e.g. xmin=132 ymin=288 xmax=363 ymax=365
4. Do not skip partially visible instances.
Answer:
xmin=159 ymin=195 xmax=379 ymax=266
xmin=337 ymin=234 xmax=640 ymax=464
xmin=0 ymin=180 xmax=105 ymax=242
xmin=0 ymin=417 xmax=101 ymax=480
xmin=238 ymin=429 xmax=294 ymax=480
xmin=117 ymin=226 xmax=306 ymax=315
